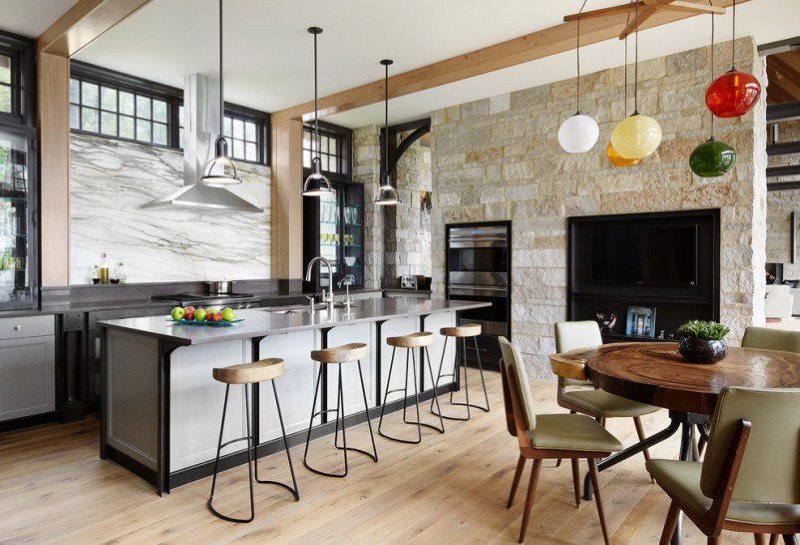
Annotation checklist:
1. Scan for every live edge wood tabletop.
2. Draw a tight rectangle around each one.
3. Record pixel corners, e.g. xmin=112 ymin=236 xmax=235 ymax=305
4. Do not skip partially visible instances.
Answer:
xmin=549 ymin=342 xmax=800 ymax=415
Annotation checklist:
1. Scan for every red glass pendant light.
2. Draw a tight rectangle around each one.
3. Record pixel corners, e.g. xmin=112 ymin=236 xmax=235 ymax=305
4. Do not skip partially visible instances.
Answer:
xmin=705 ymin=0 xmax=761 ymax=118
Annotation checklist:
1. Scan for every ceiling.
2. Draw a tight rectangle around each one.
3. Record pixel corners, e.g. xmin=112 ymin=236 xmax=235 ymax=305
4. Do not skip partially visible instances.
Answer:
xmin=4 ymin=0 xmax=800 ymax=127
xmin=0 ymin=0 xmax=79 ymax=38
xmin=767 ymin=50 xmax=800 ymax=104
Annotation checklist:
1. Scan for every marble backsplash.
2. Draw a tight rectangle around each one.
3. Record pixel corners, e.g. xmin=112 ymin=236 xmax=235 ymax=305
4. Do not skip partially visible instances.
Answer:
xmin=70 ymin=134 xmax=270 ymax=284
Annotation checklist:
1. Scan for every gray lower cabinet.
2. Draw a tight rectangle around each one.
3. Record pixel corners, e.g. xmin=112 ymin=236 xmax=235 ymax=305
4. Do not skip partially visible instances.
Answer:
xmin=0 ymin=315 xmax=56 ymax=422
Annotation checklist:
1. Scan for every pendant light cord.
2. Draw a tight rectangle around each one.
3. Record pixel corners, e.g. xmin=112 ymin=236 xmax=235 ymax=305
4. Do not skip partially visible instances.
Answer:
xmin=710 ymin=0 xmax=716 ymax=137
xmin=634 ymin=0 xmax=639 ymax=115
xmin=384 ymin=62 xmax=389 ymax=182
xmin=575 ymin=0 xmax=588 ymax=114
xmin=623 ymin=3 xmax=632 ymax=116
xmin=314 ymin=30 xmax=320 ymax=161
xmin=218 ymin=0 xmax=224 ymax=137
xmin=731 ymin=0 xmax=736 ymax=70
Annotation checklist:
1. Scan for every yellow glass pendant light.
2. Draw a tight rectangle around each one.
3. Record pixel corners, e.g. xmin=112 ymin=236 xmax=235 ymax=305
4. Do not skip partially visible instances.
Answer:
xmin=609 ymin=1 xmax=661 ymax=160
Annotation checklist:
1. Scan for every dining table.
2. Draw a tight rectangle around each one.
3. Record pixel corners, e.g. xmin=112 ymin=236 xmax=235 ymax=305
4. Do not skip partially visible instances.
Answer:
xmin=549 ymin=341 xmax=800 ymax=545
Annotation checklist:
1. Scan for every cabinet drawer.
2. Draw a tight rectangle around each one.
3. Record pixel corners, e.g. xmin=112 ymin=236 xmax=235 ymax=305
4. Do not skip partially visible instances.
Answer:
xmin=0 ymin=315 xmax=55 ymax=340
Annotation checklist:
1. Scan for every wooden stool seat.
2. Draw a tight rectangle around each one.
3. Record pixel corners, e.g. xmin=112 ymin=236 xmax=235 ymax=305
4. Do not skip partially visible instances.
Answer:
xmin=440 ymin=323 xmax=482 ymax=338
xmin=212 ymin=358 xmax=284 ymax=385
xmin=311 ymin=343 xmax=369 ymax=364
xmin=387 ymin=331 xmax=434 ymax=348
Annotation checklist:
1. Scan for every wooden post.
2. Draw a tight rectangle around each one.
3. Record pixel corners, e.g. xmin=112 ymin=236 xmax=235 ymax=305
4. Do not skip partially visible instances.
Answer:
xmin=270 ymin=114 xmax=304 ymax=279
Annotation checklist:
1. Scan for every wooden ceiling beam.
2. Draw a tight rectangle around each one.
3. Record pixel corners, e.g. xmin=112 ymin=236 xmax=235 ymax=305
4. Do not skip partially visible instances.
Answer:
xmin=37 ymin=0 xmax=153 ymax=57
xmin=275 ymin=0 xmax=747 ymax=122
xmin=657 ymin=1 xmax=727 ymax=15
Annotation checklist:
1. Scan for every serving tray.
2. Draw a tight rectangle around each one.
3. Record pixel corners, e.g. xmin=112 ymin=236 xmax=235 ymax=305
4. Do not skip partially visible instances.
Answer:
xmin=167 ymin=318 xmax=243 ymax=328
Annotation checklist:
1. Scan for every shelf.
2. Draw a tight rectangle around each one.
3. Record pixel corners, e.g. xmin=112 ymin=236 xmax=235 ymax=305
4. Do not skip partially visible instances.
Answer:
xmin=571 ymin=292 xmax=713 ymax=304
xmin=602 ymin=333 xmax=675 ymax=343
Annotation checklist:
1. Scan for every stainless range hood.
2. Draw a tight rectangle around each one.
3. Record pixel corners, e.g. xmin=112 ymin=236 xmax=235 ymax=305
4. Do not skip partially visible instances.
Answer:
xmin=141 ymin=74 xmax=263 ymax=213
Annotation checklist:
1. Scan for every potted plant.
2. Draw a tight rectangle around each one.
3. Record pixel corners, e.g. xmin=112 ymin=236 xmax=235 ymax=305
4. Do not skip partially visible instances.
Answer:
xmin=675 ymin=320 xmax=731 ymax=364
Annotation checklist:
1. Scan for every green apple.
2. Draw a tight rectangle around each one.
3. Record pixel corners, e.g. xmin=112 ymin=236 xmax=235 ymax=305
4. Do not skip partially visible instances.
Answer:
xmin=171 ymin=307 xmax=186 ymax=321
xmin=221 ymin=308 xmax=236 ymax=322
xmin=194 ymin=308 xmax=207 ymax=322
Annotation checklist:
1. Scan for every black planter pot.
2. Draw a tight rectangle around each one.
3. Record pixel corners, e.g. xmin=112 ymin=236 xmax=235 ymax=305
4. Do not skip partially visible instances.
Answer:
xmin=678 ymin=337 xmax=728 ymax=364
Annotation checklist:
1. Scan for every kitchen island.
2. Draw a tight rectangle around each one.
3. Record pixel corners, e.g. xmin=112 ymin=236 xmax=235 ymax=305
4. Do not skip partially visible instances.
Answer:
xmin=99 ymin=298 xmax=491 ymax=494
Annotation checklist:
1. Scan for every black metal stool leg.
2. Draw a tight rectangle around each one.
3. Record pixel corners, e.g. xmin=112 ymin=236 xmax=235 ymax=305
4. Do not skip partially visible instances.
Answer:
xmin=429 ymin=336 xmax=448 ymax=414
xmin=377 ymin=347 xmax=397 ymax=434
xmin=356 ymin=359 xmax=379 ymax=462
xmin=208 ymin=384 xmax=256 ymax=523
xmin=253 ymin=381 xmax=300 ymax=501
xmin=424 ymin=346 xmax=445 ymax=434
xmin=431 ymin=336 xmax=472 ymax=421
xmin=472 ymin=336 xmax=490 ymax=412
xmin=304 ymin=363 xmax=348 ymax=478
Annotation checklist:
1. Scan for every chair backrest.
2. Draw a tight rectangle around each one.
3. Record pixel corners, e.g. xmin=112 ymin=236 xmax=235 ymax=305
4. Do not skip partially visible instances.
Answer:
xmin=498 ymin=336 xmax=537 ymax=430
xmin=554 ymin=321 xmax=603 ymax=352
xmin=554 ymin=321 xmax=601 ymax=387
xmin=700 ymin=386 xmax=800 ymax=504
xmin=741 ymin=326 xmax=800 ymax=354
xmin=765 ymin=285 xmax=794 ymax=319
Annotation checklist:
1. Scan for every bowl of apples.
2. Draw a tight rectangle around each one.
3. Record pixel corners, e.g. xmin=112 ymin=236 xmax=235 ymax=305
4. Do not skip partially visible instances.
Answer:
xmin=169 ymin=306 xmax=241 ymax=327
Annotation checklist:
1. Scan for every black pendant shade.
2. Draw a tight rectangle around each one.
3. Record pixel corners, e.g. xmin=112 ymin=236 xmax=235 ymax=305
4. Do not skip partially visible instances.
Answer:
xmin=374 ymin=59 xmax=401 ymax=206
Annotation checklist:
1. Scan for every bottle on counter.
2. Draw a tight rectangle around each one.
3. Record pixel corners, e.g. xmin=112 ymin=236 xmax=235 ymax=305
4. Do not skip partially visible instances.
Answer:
xmin=99 ymin=252 xmax=110 ymax=284
xmin=91 ymin=265 xmax=100 ymax=284
xmin=115 ymin=262 xmax=127 ymax=284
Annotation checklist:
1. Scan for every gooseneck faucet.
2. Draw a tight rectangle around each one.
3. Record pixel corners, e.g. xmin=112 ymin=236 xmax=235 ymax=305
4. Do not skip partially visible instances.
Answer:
xmin=305 ymin=256 xmax=335 ymax=305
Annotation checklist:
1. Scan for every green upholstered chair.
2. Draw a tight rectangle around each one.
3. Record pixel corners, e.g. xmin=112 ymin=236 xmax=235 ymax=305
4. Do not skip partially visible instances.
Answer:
xmin=742 ymin=327 xmax=800 ymax=354
xmin=498 ymin=336 xmax=623 ymax=544
xmin=554 ymin=321 xmax=660 ymax=465
xmin=646 ymin=387 xmax=800 ymax=545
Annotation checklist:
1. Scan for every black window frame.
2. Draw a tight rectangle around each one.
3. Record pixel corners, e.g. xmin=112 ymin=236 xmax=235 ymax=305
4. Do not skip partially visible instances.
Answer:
xmin=69 ymin=61 xmax=271 ymax=166
xmin=302 ymin=120 xmax=351 ymax=181
xmin=0 ymin=31 xmax=34 ymax=127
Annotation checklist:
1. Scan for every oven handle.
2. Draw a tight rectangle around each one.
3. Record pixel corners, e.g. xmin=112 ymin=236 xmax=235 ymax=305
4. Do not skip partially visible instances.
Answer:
xmin=449 ymin=238 xmax=507 ymax=249
xmin=449 ymin=285 xmax=508 ymax=296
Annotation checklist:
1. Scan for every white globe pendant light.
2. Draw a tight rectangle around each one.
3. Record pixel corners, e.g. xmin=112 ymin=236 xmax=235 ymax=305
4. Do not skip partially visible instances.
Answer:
xmin=559 ymin=1 xmax=598 ymax=154
xmin=559 ymin=114 xmax=600 ymax=153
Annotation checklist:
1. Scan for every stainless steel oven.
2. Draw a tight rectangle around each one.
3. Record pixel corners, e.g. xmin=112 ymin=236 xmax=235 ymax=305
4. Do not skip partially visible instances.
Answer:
xmin=446 ymin=222 xmax=511 ymax=370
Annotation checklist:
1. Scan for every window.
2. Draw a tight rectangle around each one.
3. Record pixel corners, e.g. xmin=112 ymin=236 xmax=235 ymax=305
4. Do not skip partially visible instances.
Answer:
xmin=179 ymin=105 xmax=266 ymax=164
xmin=303 ymin=126 xmax=346 ymax=174
xmin=70 ymin=77 xmax=171 ymax=146
xmin=0 ymin=54 xmax=11 ymax=114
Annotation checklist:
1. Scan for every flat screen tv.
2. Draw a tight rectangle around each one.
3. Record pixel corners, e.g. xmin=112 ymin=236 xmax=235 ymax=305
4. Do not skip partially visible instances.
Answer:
xmin=590 ymin=225 xmax=697 ymax=286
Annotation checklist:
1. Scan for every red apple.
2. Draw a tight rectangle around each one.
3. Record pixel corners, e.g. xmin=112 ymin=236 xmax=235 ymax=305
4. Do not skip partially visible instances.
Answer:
xmin=185 ymin=311 xmax=195 ymax=321
xmin=184 ymin=306 xmax=196 ymax=314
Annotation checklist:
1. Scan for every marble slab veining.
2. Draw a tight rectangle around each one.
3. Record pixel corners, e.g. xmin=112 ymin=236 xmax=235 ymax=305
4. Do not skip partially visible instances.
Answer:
xmin=70 ymin=134 xmax=270 ymax=284
xmin=99 ymin=298 xmax=491 ymax=346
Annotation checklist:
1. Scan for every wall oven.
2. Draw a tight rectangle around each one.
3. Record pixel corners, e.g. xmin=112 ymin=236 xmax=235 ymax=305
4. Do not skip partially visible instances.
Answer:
xmin=446 ymin=222 xmax=511 ymax=370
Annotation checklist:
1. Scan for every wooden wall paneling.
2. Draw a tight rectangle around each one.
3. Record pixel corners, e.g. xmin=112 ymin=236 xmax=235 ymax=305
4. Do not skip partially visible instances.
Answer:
xmin=270 ymin=115 xmax=304 ymax=279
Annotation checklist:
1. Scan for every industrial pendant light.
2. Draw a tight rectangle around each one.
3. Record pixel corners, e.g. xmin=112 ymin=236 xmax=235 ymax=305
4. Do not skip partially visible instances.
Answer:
xmin=558 ymin=0 xmax=599 ymax=154
xmin=607 ymin=13 xmax=640 ymax=168
xmin=610 ymin=1 xmax=662 ymax=160
xmin=201 ymin=0 xmax=241 ymax=187
xmin=374 ymin=59 xmax=401 ymax=206
xmin=302 ymin=27 xmax=334 ymax=197
xmin=705 ymin=0 xmax=761 ymax=118
xmin=691 ymin=6 xmax=736 ymax=177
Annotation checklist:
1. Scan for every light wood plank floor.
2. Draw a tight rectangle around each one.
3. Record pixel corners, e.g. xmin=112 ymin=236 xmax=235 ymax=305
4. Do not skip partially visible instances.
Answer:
xmin=0 ymin=370 xmax=760 ymax=544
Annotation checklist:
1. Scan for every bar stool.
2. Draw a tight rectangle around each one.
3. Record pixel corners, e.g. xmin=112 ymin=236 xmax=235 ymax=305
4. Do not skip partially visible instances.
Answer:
xmin=430 ymin=323 xmax=490 ymax=421
xmin=303 ymin=343 xmax=378 ymax=478
xmin=207 ymin=358 xmax=300 ymax=524
xmin=378 ymin=332 xmax=445 ymax=443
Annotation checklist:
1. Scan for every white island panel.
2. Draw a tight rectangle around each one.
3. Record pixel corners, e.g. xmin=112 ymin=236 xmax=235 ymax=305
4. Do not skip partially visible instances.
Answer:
xmin=326 ymin=322 xmax=376 ymax=416
xmin=378 ymin=316 xmax=422 ymax=404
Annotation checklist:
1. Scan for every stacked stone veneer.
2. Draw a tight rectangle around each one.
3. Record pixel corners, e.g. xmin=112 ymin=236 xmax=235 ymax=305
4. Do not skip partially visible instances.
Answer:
xmin=352 ymin=125 xmax=383 ymax=290
xmin=428 ymin=38 xmax=767 ymax=379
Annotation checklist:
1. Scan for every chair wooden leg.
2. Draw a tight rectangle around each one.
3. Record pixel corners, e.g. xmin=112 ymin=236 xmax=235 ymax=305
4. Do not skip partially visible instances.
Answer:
xmin=708 ymin=537 xmax=720 ymax=545
xmin=588 ymin=458 xmax=610 ymax=545
xmin=507 ymin=454 xmax=526 ymax=509
xmin=659 ymin=500 xmax=681 ymax=545
xmin=571 ymin=458 xmax=581 ymax=507
xmin=556 ymin=458 xmax=562 ymax=467
xmin=754 ymin=534 xmax=766 ymax=545
xmin=783 ymin=535 xmax=798 ymax=545
xmin=769 ymin=536 xmax=779 ymax=545
xmin=517 ymin=459 xmax=542 ymax=544
xmin=633 ymin=416 xmax=655 ymax=484
xmin=698 ymin=436 xmax=707 ymax=458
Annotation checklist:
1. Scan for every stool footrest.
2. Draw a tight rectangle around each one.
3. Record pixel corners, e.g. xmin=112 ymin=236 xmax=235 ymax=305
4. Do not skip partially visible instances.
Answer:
xmin=219 ymin=436 xmax=250 ymax=450
xmin=254 ymin=478 xmax=300 ymax=501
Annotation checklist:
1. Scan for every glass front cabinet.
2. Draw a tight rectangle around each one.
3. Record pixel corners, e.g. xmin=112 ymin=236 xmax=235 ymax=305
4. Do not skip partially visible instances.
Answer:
xmin=303 ymin=180 xmax=365 ymax=292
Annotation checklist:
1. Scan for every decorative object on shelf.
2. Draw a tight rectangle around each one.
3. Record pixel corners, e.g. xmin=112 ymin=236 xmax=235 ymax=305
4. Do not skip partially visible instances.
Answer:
xmin=676 ymin=320 xmax=730 ymax=364
xmin=610 ymin=1 xmax=661 ymax=160
xmin=594 ymin=310 xmax=618 ymax=334
xmin=608 ymin=11 xmax=640 ymax=167
xmin=558 ymin=0 xmax=599 ymax=154
xmin=691 ymin=5 xmax=737 ymax=178
xmin=625 ymin=305 xmax=656 ymax=338
xmin=200 ymin=0 xmax=241 ymax=187
xmin=302 ymin=27 xmax=334 ymax=197
xmin=400 ymin=275 xmax=418 ymax=290
xmin=705 ymin=0 xmax=761 ymax=118
xmin=375 ymin=59 xmax=401 ymax=206
xmin=419 ymin=191 xmax=432 ymax=226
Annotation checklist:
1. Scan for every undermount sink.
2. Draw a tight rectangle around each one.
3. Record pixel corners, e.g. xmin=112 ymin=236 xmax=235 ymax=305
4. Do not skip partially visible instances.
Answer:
xmin=264 ymin=304 xmax=328 ymax=314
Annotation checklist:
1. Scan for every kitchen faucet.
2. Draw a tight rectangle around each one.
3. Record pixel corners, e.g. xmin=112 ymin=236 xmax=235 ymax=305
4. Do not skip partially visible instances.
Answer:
xmin=305 ymin=256 xmax=335 ymax=305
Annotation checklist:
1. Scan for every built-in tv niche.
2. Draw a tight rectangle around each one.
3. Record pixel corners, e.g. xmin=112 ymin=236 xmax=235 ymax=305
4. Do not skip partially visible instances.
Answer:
xmin=568 ymin=209 xmax=720 ymax=343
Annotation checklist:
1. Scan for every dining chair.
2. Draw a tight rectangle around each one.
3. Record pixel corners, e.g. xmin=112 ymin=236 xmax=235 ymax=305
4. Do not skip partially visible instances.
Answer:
xmin=498 ymin=336 xmax=623 ymax=544
xmin=741 ymin=326 xmax=800 ymax=353
xmin=554 ymin=321 xmax=660 ymax=467
xmin=646 ymin=386 xmax=800 ymax=545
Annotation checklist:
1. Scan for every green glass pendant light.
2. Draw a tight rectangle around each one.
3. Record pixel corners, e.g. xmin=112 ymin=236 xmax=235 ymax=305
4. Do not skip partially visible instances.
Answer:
xmin=690 ymin=3 xmax=736 ymax=178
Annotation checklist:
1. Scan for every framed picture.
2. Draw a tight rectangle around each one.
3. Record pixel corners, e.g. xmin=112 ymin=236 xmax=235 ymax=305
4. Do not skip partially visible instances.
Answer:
xmin=626 ymin=305 xmax=656 ymax=338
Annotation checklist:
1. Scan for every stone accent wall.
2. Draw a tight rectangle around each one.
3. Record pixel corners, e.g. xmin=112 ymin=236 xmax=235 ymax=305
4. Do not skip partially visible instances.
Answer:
xmin=384 ymin=132 xmax=433 ymax=281
xmin=429 ymin=38 xmax=767 ymax=380
xmin=352 ymin=125 xmax=383 ymax=290
xmin=70 ymin=133 xmax=270 ymax=284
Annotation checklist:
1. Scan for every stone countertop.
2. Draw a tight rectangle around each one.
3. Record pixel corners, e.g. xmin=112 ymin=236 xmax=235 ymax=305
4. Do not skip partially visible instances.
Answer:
xmin=99 ymin=298 xmax=490 ymax=346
